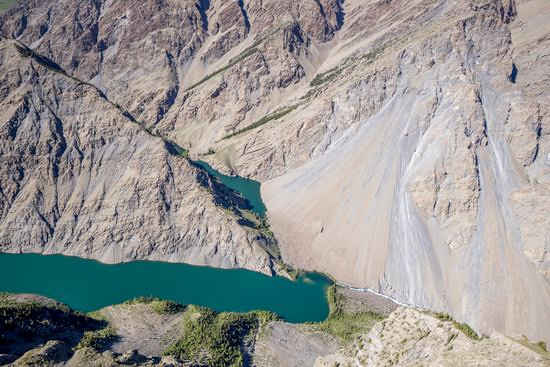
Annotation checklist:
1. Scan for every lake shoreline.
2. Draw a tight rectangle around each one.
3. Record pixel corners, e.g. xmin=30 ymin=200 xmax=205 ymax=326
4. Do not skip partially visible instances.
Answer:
xmin=0 ymin=252 xmax=332 ymax=323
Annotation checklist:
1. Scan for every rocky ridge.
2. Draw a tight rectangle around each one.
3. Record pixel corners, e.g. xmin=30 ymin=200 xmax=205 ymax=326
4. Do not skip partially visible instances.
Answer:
xmin=2 ymin=292 xmax=548 ymax=366
xmin=315 ymin=307 xmax=550 ymax=367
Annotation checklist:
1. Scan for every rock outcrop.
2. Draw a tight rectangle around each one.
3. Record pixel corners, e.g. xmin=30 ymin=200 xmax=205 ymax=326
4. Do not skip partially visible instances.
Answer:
xmin=315 ymin=307 xmax=550 ymax=367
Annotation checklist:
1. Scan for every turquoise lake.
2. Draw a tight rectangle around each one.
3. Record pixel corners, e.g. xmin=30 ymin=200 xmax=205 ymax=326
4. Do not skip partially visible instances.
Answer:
xmin=193 ymin=160 xmax=267 ymax=217
xmin=0 ymin=253 xmax=332 ymax=322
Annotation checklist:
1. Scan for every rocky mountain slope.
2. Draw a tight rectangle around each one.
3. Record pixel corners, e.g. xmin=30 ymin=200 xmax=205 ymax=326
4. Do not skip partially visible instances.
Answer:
xmin=0 ymin=38 xmax=274 ymax=274
xmin=316 ymin=307 xmax=550 ymax=367
xmin=260 ymin=0 xmax=550 ymax=345
xmin=1 ymin=0 xmax=549 ymax=348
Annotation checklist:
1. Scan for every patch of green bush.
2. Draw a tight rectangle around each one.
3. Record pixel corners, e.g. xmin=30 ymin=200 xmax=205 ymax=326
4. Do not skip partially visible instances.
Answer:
xmin=536 ymin=341 xmax=547 ymax=352
xmin=121 ymin=296 xmax=185 ymax=314
xmin=184 ymin=26 xmax=284 ymax=93
xmin=0 ymin=297 xmax=87 ymax=332
xmin=276 ymin=261 xmax=302 ymax=280
xmin=453 ymin=322 xmax=479 ymax=340
xmin=163 ymin=306 xmax=279 ymax=366
xmin=310 ymin=67 xmax=342 ymax=87
xmin=431 ymin=311 xmax=480 ymax=340
xmin=315 ymin=310 xmax=383 ymax=343
xmin=434 ymin=312 xmax=453 ymax=322
xmin=309 ymin=285 xmax=384 ymax=343
xmin=223 ymin=104 xmax=300 ymax=140
xmin=122 ymin=296 xmax=156 ymax=305
xmin=150 ymin=300 xmax=186 ymax=315
xmin=0 ymin=0 xmax=20 ymax=12
xmin=76 ymin=325 xmax=117 ymax=350
xmin=184 ymin=47 xmax=259 ymax=92
xmin=0 ymin=295 xmax=108 ymax=356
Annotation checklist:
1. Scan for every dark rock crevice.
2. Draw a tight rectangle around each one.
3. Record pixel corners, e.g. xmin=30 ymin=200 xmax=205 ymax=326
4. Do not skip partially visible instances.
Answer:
xmin=237 ymin=0 xmax=251 ymax=34
xmin=196 ymin=0 xmax=211 ymax=33
xmin=509 ymin=63 xmax=517 ymax=83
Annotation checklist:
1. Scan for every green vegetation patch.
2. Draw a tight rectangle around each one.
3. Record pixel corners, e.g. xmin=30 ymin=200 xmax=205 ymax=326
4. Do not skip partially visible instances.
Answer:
xmin=184 ymin=26 xmax=284 ymax=93
xmin=164 ymin=305 xmax=279 ymax=366
xmin=0 ymin=0 xmax=20 ymax=12
xmin=164 ymin=139 xmax=189 ymax=158
xmin=307 ymin=44 xmax=387 ymax=91
xmin=310 ymin=67 xmax=342 ymax=87
xmin=309 ymin=285 xmax=384 ymax=343
xmin=151 ymin=300 xmax=186 ymax=315
xmin=184 ymin=47 xmax=259 ymax=92
xmin=223 ymin=104 xmax=300 ymax=140
xmin=72 ymin=309 xmax=117 ymax=350
xmin=0 ymin=294 xmax=112 ymax=357
xmin=433 ymin=312 xmax=480 ymax=340
xmin=75 ymin=325 xmax=117 ymax=350
xmin=453 ymin=322 xmax=479 ymax=340
xmin=514 ymin=337 xmax=550 ymax=359
xmin=0 ymin=296 xmax=89 ymax=335
xmin=123 ymin=296 xmax=186 ymax=315
xmin=536 ymin=341 xmax=547 ymax=353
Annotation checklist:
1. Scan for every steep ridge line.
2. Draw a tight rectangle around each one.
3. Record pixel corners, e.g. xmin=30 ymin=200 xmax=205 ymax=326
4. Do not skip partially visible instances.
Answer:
xmin=6 ymin=37 xmax=292 ymax=276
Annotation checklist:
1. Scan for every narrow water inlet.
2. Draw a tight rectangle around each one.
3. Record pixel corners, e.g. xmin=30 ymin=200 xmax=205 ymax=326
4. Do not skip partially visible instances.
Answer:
xmin=192 ymin=160 xmax=267 ymax=217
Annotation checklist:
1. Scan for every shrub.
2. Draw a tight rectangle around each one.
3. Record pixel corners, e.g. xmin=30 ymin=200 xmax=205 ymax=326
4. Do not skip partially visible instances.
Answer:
xmin=453 ymin=322 xmax=479 ymax=340
xmin=164 ymin=306 xmax=278 ymax=366
xmin=431 ymin=311 xmax=480 ymax=340
xmin=223 ymin=104 xmax=300 ymax=140
xmin=536 ymin=341 xmax=547 ymax=352
xmin=184 ymin=47 xmax=259 ymax=92
xmin=76 ymin=325 xmax=117 ymax=350
xmin=150 ymin=300 xmax=186 ymax=315
xmin=310 ymin=67 xmax=342 ymax=87
xmin=434 ymin=312 xmax=453 ymax=322
xmin=309 ymin=285 xmax=384 ymax=343
xmin=184 ymin=26 xmax=284 ymax=92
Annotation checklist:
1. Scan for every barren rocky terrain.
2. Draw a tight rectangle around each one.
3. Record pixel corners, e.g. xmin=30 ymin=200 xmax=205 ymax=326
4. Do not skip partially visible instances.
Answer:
xmin=316 ymin=307 xmax=550 ymax=367
xmin=1 ymin=0 xmax=549 ymax=355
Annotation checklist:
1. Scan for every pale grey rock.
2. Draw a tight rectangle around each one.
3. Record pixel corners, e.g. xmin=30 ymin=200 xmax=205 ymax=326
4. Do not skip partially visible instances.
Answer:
xmin=315 ymin=307 xmax=549 ymax=367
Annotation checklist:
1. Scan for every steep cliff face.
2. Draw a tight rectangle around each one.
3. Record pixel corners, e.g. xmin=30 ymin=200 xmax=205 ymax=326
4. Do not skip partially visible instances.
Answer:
xmin=1 ymin=0 xmax=549 ymax=346
xmin=0 ymin=39 xmax=273 ymax=274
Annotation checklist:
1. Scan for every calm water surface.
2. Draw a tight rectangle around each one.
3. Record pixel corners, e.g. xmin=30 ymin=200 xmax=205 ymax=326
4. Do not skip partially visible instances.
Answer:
xmin=0 ymin=253 xmax=331 ymax=322
xmin=193 ymin=160 xmax=267 ymax=217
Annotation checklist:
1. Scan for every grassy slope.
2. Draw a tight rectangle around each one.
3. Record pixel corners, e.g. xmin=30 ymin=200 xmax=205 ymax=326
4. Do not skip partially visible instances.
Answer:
xmin=0 ymin=0 xmax=19 ymax=12
xmin=308 ymin=285 xmax=385 ymax=343
xmin=163 ymin=305 xmax=278 ymax=366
